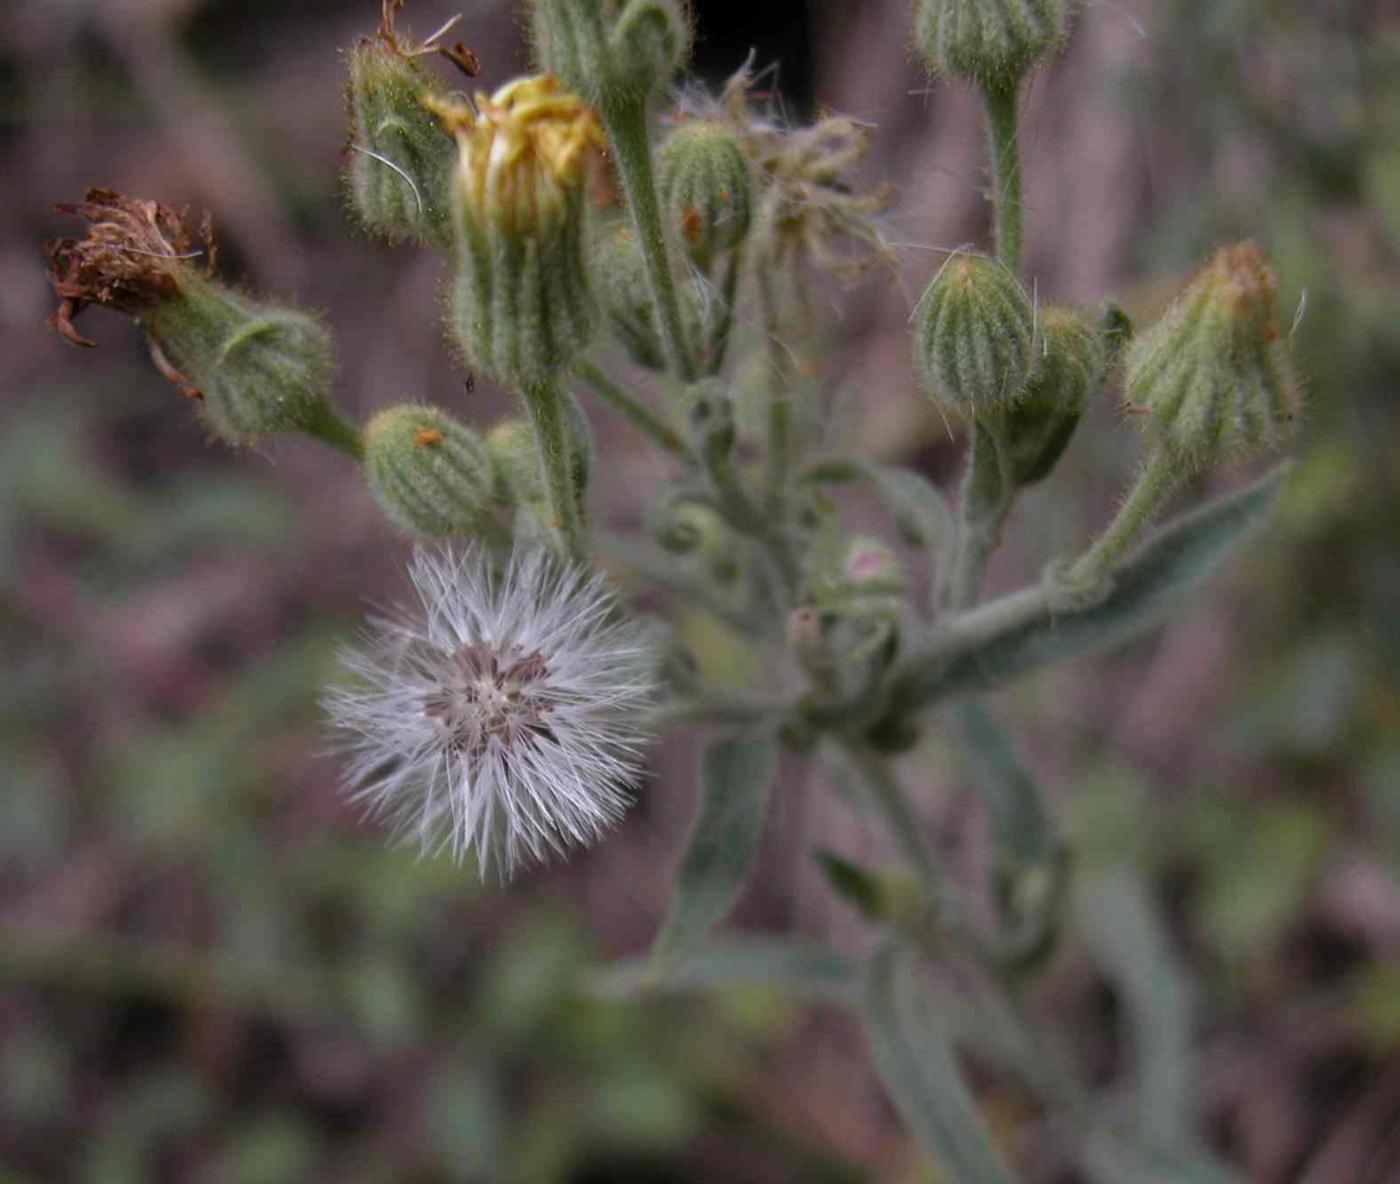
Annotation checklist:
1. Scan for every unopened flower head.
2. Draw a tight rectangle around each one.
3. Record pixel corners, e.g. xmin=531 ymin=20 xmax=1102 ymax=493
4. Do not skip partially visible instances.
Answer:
xmin=326 ymin=545 xmax=656 ymax=876
xmin=426 ymin=74 xmax=603 ymax=240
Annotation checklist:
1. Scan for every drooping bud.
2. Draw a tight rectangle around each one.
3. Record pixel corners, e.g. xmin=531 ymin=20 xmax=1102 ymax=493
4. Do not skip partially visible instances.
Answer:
xmin=658 ymin=121 xmax=754 ymax=263
xmin=427 ymin=76 xmax=603 ymax=389
xmin=913 ymin=0 xmax=1072 ymax=92
xmin=529 ymin=0 xmax=691 ymax=109
xmin=1125 ymin=242 xmax=1301 ymax=469
xmin=914 ymin=253 xmax=1035 ymax=414
xmin=363 ymin=404 xmax=497 ymax=537
xmin=44 ymin=190 xmax=342 ymax=448
xmin=1002 ymin=305 xmax=1104 ymax=486
xmin=653 ymin=493 xmax=739 ymax=583
xmin=343 ymin=4 xmax=460 ymax=246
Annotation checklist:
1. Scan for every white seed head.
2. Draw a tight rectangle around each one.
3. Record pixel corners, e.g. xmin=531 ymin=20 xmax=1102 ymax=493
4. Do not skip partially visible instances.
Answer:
xmin=325 ymin=545 xmax=656 ymax=876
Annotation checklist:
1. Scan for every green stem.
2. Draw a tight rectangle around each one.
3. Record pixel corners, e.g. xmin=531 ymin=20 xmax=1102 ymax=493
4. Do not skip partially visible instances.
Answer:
xmin=603 ymin=97 xmax=697 ymax=383
xmin=757 ymin=264 xmax=794 ymax=516
xmin=983 ymin=82 xmax=1024 ymax=273
xmin=578 ymin=361 xmax=689 ymax=457
xmin=942 ymin=417 xmax=1015 ymax=610
xmin=839 ymin=742 xmax=941 ymax=887
xmin=523 ymin=376 xmax=588 ymax=564
xmin=301 ymin=403 xmax=364 ymax=460
xmin=707 ymin=247 xmax=744 ymax=375
xmin=1065 ymin=447 xmax=1182 ymax=587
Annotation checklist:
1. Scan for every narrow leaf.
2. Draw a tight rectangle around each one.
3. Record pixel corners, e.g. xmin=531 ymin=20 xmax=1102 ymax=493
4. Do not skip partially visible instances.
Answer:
xmin=651 ymin=729 xmax=777 ymax=971
xmin=953 ymin=701 xmax=1057 ymax=871
xmin=590 ymin=935 xmax=857 ymax=1004
xmin=1078 ymin=869 xmax=1194 ymax=1155
xmin=905 ymin=465 xmax=1287 ymax=705
xmin=861 ymin=945 xmax=1017 ymax=1184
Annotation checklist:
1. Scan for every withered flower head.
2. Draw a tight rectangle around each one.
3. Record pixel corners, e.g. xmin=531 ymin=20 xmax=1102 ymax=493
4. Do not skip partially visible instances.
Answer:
xmin=425 ymin=74 xmax=604 ymax=240
xmin=44 ymin=188 xmax=214 ymax=348
xmin=714 ymin=64 xmax=894 ymax=281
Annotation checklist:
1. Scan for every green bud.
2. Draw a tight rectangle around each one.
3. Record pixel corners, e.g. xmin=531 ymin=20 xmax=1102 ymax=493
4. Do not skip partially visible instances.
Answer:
xmin=653 ymin=493 xmax=739 ymax=582
xmin=145 ymin=277 xmax=337 ymax=447
xmin=914 ymin=253 xmax=1035 ymax=414
xmin=428 ymin=77 xmax=601 ymax=388
xmin=1126 ymin=241 xmax=1301 ymax=469
xmin=914 ymin=0 xmax=1072 ymax=91
xmin=363 ymin=404 xmax=496 ymax=537
xmin=658 ymin=121 xmax=754 ymax=262
xmin=485 ymin=407 xmax=591 ymax=510
xmin=591 ymin=223 xmax=713 ymax=372
xmin=530 ymin=0 xmax=691 ymax=109
xmin=1001 ymin=304 xmax=1103 ymax=486
xmin=343 ymin=23 xmax=456 ymax=246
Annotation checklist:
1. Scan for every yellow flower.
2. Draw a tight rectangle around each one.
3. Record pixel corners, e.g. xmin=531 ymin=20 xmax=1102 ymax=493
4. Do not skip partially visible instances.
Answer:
xmin=425 ymin=75 xmax=603 ymax=239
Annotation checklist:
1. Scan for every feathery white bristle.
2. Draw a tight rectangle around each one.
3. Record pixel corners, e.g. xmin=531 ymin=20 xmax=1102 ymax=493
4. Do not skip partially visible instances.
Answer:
xmin=324 ymin=545 xmax=656 ymax=876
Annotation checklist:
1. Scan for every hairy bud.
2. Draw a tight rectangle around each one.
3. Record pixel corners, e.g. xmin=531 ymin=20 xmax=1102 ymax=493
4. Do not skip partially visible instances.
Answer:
xmin=658 ymin=121 xmax=754 ymax=262
xmin=363 ymin=404 xmax=496 ymax=537
xmin=486 ymin=406 xmax=592 ymax=511
xmin=1126 ymin=242 xmax=1300 ymax=468
xmin=914 ymin=0 xmax=1072 ymax=91
xmin=914 ymin=253 xmax=1035 ymax=414
xmin=530 ymin=0 xmax=691 ymax=109
xmin=343 ymin=5 xmax=459 ymax=246
xmin=591 ymin=223 xmax=712 ymax=372
xmin=1002 ymin=305 xmax=1103 ymax=486
xmin=427 ymin=76 xmax=602 ymax=388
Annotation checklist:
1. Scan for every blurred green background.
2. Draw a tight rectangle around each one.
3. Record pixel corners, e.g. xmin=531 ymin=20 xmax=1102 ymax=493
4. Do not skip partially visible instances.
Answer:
xmin=1 ymin=0 xmax=1399 ymax=1180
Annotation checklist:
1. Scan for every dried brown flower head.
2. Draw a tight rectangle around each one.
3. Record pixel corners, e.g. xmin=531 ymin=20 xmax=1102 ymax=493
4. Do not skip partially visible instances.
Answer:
xmin=44 ymin=188 xmax=214 ymax=348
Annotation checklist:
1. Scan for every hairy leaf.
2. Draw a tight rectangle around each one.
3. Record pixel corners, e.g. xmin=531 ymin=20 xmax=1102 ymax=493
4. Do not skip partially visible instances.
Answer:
xmin=898 ymin=465 xmax=1287 ymax=707
xmin=861 ymin=945 xmax=1016 ymax=1183
xmin=590 ymin=935 xmax=857 ymax=1004
xmin=650 ymin=730 xmax=777 ymax=972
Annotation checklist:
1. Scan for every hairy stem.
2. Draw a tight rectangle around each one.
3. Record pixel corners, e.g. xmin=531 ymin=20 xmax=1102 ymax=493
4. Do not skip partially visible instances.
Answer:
xmin=707 ymin=247 xmax=744 ymax=375
xmin=983 ymin=82 xmax=1024 ymax=273
xmin=578 ymin=361 xmax=689 ymax=457
xmin=523 ymin=376 xmax=588 ymax=564
xmin=757 ymin=263 xmax=794 ymax=516
xmin=1065 ymin=447 xmax=1182 ymax=587
xmin=942 ymin=418 xmax=1015 ymax=610
xmin=603 ymin=97 xmax=697 ymax=383
xmin=301 ymin=403 xmax=364 ymax=460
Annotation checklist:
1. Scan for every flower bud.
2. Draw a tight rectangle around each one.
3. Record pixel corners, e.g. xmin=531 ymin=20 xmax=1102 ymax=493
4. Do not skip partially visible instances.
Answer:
xmin=363 ymin=404 xmax=496 ymax=537
xmin=914 ymin=253 xmax=1035 ymax=414
xmin=530 ymin=0 xmax=691 ymax=109
xmin=913 ymin=0 xmax=1072 ymax=91
xmin=1002 ymin=305 xmax=1103 ymax=486
xmin=343 ymin=8 xmax=458 ymax=246
xmin=1125 ymin=241 xmax=1300 ymax=468
xmin=145 ymin=283 xmax=337 ymax=446
xmin=653 ymin=493 xmax=739 ymax=582
xmin=485 ymin=405 xmax=592 ymax=510
xmin=658 ymin=121 xmax=754 ymax=262
xmin=45 ymin=189 xmax=340 ymax=447
xmin=591 ymin=223 xmax=712 ymax=372
xmin=839 ymin=536 xmax=905 ymax=597
xmin=427 ymin=76 xmax=603 ymax=388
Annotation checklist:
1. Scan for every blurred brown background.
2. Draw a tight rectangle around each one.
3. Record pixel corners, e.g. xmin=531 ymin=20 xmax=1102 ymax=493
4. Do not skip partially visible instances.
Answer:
xmin=3 ymin=1 xmax=1400 ymax=1181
